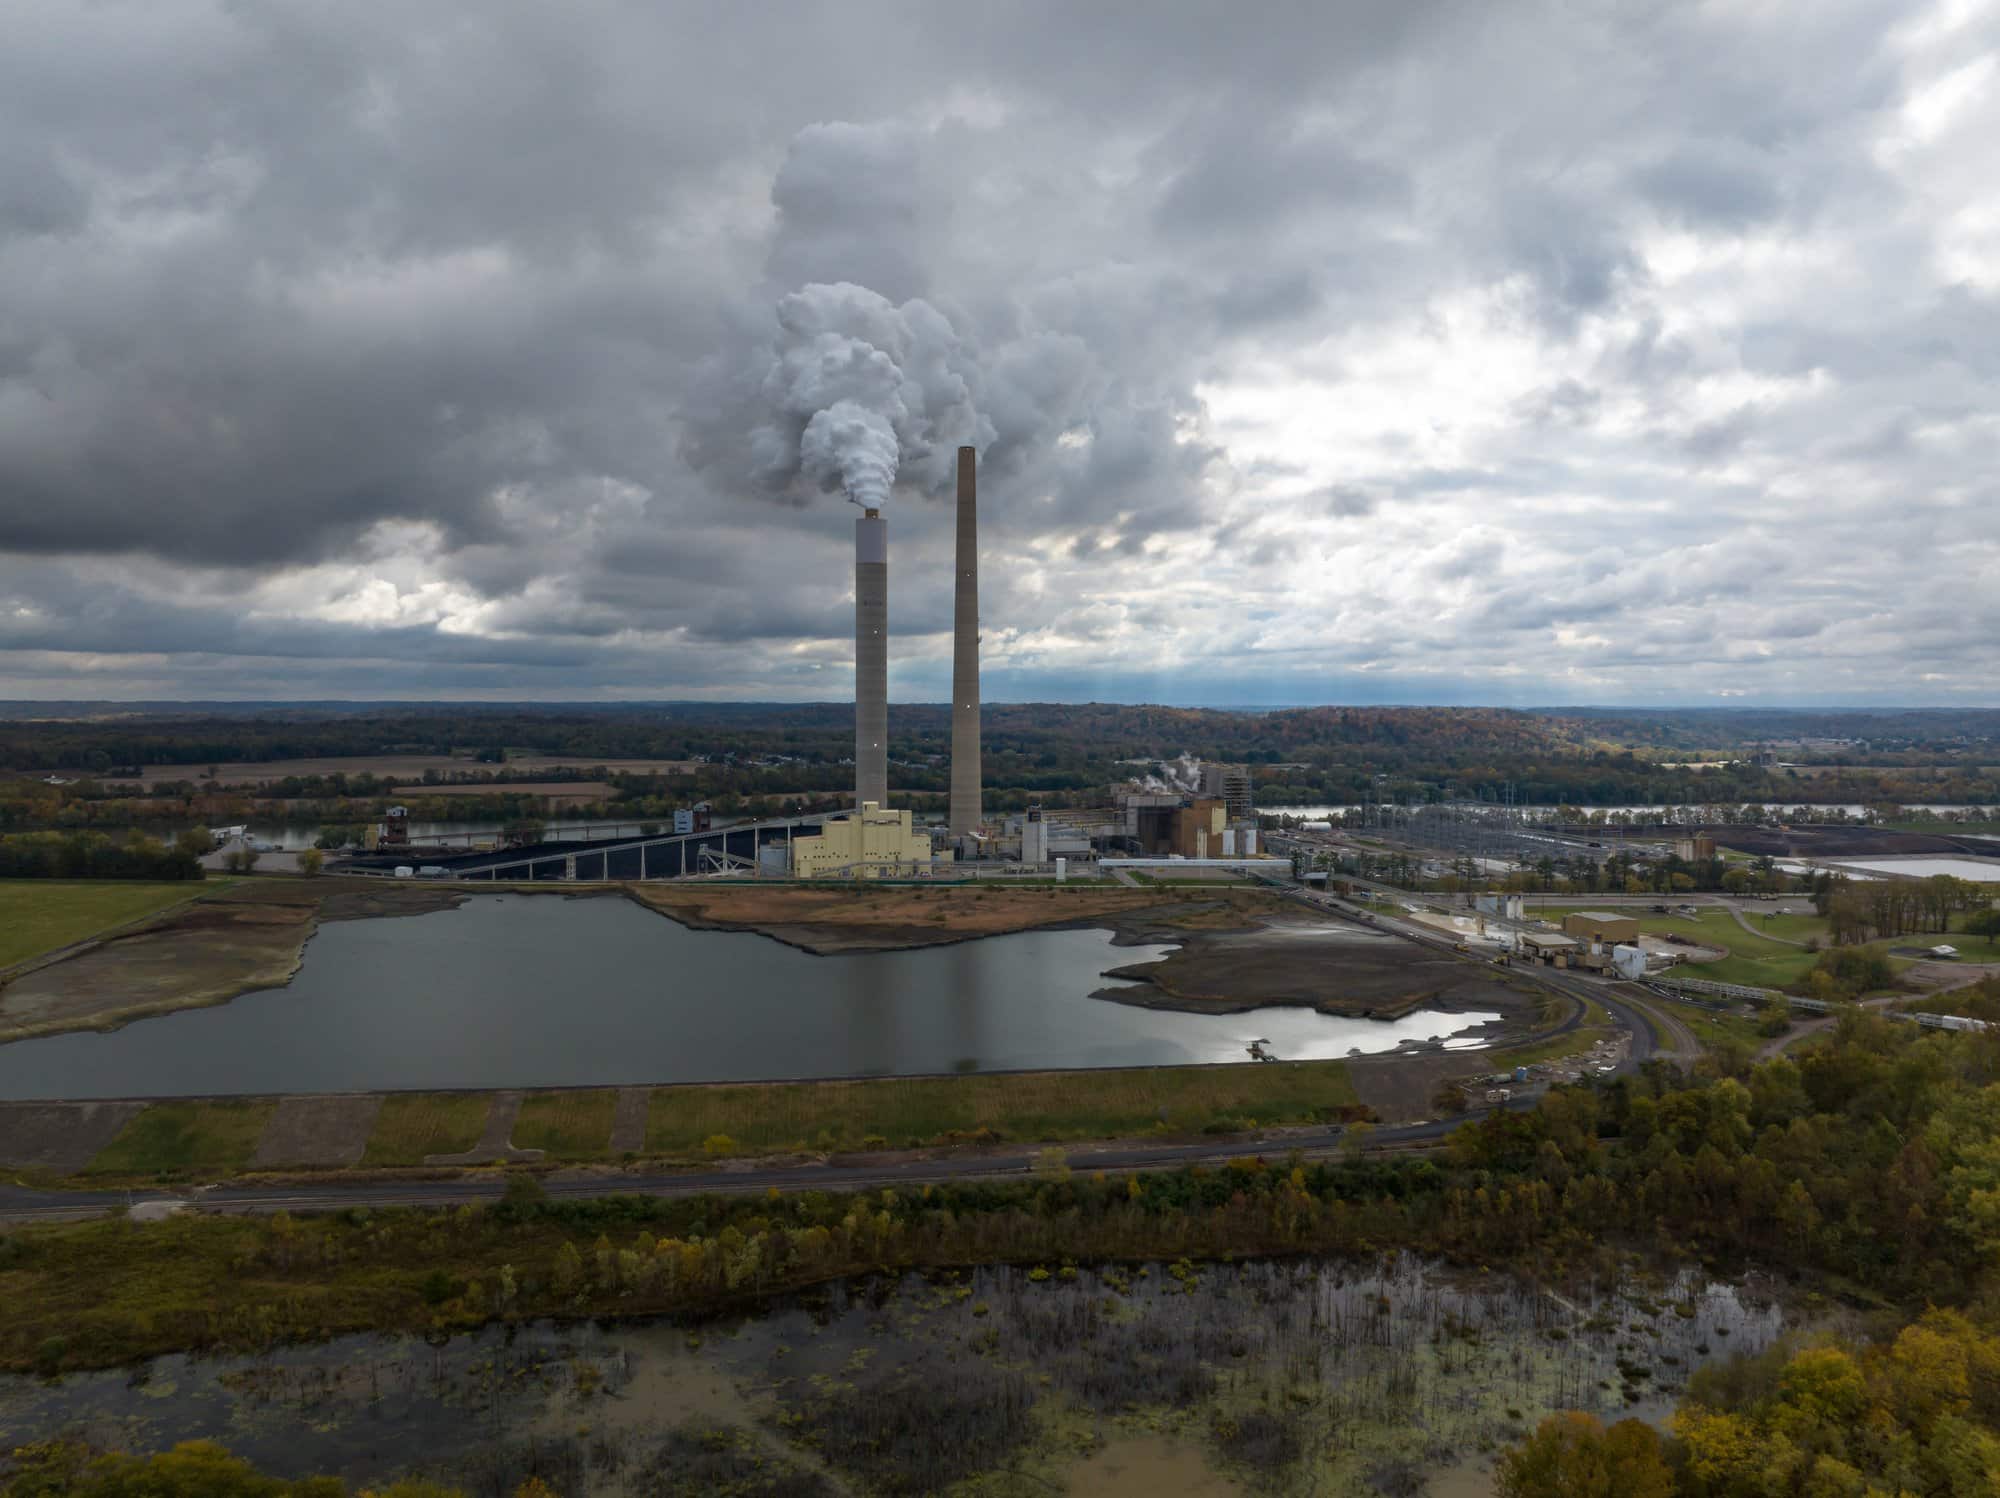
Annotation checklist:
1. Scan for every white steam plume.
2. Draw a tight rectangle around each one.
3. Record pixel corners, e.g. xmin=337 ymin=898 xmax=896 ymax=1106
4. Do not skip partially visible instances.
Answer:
xmin=800 ymin=401 xmax=899 ymax=508
xmin=745 ymin=281 xmax=994 ymax=508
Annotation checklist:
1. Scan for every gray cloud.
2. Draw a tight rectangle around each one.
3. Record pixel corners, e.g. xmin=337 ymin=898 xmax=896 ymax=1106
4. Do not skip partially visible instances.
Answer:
xmin=0 ymin=0 xmax=1995 ymax=705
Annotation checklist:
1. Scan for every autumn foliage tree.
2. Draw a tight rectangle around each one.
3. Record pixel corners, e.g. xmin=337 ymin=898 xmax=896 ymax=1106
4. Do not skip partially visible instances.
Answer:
xmin=1496 ymin=1413 xmax=1672 ymax=1498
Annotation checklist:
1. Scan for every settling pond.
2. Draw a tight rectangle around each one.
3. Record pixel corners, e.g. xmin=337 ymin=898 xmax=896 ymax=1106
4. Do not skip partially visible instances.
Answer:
xmin=0 ymin=894 xmax=1498 ymax=1098
xmin=0 ymin=1258 xmax=1787 ymax=1497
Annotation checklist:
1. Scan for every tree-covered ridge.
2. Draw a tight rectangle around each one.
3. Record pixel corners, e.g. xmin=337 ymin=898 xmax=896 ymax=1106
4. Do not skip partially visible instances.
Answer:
xmin=5 ymin=702 xmax=1999 ymax=810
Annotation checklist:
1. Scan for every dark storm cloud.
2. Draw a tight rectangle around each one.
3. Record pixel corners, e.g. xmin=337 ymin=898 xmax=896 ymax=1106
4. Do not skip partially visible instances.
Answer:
xmin=0 ymin=0 xmax=1995 ymax=703
xmin=1151 ymin=112 xmax=1409 ymax=242
xmin=1634 ymin=145 xmax=1786 ymax=229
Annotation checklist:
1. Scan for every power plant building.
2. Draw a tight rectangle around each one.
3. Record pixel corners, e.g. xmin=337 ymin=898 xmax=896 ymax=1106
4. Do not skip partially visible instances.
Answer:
xmin=790 ymin=802 xmax=947 ymax=880
xmin=1022 ymin=809 xmax=1049 ymax=865
xmin=1199 ymin=763 xmax=1254 ymax=821
xmin=1561 ymin=911 xmax=1641 ymax=946
xmin=1173 ymin=799 xmax=1227 ymax=859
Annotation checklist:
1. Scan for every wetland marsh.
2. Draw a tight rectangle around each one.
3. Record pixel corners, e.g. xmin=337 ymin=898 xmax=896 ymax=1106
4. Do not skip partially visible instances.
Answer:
xmin=0 ymin=1256 xmax=1785 ymax=1497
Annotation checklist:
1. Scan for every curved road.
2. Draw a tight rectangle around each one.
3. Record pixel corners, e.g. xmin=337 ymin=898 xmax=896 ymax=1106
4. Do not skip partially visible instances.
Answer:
xmin=0 ymin=1103 xmax=1547 ymax=1226
xmin=1272 ymin=878 xmax=1691 ymax=1067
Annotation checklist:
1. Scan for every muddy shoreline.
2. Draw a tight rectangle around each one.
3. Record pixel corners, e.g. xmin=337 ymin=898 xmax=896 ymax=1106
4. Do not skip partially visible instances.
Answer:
xmin=1091 ymin=915 xmax=1543 ymax=1029
xmin=0 ymin=881 xmax=483 ymax=1044
xmin=625 ymin=884 xmax=1289 ymax=956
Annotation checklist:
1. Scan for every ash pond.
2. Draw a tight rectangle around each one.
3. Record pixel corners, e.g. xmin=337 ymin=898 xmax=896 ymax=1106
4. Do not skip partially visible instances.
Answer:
xmin=0 ymin=894 xmax=1498 ymax=1098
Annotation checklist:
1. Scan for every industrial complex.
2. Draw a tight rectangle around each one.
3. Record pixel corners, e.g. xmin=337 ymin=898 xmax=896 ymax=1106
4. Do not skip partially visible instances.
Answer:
xmin=329 ymin=443 xmax=1280 ymax=886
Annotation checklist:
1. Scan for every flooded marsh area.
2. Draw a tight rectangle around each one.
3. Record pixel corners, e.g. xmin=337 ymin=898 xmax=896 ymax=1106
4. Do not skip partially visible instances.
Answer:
xmin=0 ymin=1256 xmax=1783 ymax=1496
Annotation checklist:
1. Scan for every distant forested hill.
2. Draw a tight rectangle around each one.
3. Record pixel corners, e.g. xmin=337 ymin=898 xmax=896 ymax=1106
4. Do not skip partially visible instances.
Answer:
xmin=3 ymin=703 xmax=1997 ymax=809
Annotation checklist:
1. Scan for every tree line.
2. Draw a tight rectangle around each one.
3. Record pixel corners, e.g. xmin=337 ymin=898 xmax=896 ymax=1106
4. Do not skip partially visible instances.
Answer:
xmin=0 ymin=829 xmax=205 ymax=881
xmin=8 ymin=703 xmax=1999 ymax=812
xmin=1813 ymin=872 xmax=1997 ymax=945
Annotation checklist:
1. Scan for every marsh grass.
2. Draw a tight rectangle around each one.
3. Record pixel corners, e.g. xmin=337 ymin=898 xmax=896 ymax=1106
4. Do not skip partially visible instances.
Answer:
xmin=85 ymin=1099 xmax=275 ymax=1176
xmin=513 ymin=1090 xmax=618 ymax=1158
xmin=643 ymin=1061 xmax=1362 ymax=1155
xmin=361 ymin=1093 xmax=492 ymax=1165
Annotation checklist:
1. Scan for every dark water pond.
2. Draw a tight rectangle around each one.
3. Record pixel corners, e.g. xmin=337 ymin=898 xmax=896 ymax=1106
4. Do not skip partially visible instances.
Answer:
xmin=0 ymin=895 xmax=1498 ymax=1098
xmin=0 ymin=1258 xmax=1785 ymax=1496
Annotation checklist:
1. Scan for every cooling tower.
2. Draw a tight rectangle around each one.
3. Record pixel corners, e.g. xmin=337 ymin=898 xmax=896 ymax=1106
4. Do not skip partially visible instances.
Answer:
xmin=949 ymin=446 xmax=981 ymax=838
xmin=855 ymin=507 xmax=888 ymax=810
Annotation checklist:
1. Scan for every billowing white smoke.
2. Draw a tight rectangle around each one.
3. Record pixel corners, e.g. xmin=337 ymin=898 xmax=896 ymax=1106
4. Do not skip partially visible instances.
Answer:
xmin=747 ymin=281 xmax=993 ymax=507
xmin=1134 ymin=755 xmax=1204 ymax=794
xmin=799 ymin=402 xmax=899 ymax=508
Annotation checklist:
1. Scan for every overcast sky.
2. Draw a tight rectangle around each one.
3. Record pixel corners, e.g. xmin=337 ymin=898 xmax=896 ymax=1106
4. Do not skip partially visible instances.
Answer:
xmin=1 ymin=1 xmax=1995 ymax=706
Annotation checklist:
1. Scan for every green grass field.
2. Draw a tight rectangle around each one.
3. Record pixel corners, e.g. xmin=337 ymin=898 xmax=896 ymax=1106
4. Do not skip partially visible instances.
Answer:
xmin=513 ymin=1090 xmax=619 ymax=1159
xmin=1738 ymin=911 xmax=1833 ymax=944
xmin=1528 ymin=904 xmax=1833 ymax=989
xmin=0 ymin=880 xmax=211 ymax=969
xmin=360 ymin=1094 xmax=492 ymax=1166
xmin=1924 ymin=929 xmax=2000 ymax=962
xmin=85 ymin=1100 xmax=275 ymax=1177
xmin=644 ymin=1061 xmax=1361 ymax=1155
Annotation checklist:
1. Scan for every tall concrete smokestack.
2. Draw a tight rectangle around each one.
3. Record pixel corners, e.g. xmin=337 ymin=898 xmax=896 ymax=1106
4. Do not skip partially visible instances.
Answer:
xmin=855 ymin=507 xmax=887 ymax=810
xmin=949 ymin=446 xmax=981 ymax=838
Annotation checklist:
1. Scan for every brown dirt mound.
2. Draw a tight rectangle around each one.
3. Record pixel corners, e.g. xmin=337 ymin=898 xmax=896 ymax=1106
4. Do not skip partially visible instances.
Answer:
xmin=630 ymin=883 xmax=1284 ymax=954
xmin=1099 ymin=921 xmax=1535 ymax=1022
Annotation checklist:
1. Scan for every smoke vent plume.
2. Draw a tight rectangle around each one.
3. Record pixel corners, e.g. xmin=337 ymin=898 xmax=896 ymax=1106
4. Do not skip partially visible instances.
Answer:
xmin=744 ymin=281 xmax=993 ymax=508
xmin=800 ymin=401 xmax=899 ymax=509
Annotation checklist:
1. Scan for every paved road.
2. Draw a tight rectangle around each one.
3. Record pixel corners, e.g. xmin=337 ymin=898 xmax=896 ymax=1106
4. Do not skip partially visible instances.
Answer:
xmin=0 ymin=1104 xmax=1544 ymax=1225
xmin=1726 ymin=905 xmax=1807 ymax=947
xmin=1754 ymin=993 xmax=1911 ymax=1060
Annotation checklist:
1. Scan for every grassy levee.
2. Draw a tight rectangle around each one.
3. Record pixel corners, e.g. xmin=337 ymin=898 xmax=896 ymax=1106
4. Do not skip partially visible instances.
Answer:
xmin=361 ymin=1094 xmax=492 ymax=1166
xmin=84 ymin=1100 xmax=276 ymax=1177
xmin=644 ymin=1061 xmax=1362 ymax=1156
xmin=513 ymin=1090 xmax=619 ymax=1159
xmin=0 ymin=879 xmax=213 ymax=970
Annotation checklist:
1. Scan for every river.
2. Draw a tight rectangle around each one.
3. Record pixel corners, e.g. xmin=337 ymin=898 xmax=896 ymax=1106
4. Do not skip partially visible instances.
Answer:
xmin=1266 ymin=802 xmax=1992 ymax=821
xmin=0 ymin=894 xmax=1497 ymax=1098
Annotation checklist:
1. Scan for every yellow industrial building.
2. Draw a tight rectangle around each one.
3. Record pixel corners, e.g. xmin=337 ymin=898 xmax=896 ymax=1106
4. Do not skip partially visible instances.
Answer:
xmin=1561 ymin=911 xmax=1641 ymax=945
xmin=1173 ymin=799 xmax=1227 ymax=859
xmin=789 ymin=802 xmax=948 ymax=879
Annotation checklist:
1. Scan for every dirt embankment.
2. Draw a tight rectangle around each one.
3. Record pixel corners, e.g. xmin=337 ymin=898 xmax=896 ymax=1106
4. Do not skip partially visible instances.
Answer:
xmin=627 ymin=883 xmax=1288 ymax=955
xmin=1097 ymin=918 xmax=1538 ymax=1025
xmin=0 ymin=880 xmax=466 ymax=1043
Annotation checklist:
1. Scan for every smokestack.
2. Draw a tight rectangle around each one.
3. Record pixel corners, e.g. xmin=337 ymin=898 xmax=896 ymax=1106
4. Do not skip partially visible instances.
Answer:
xmin=855 ymin=507 xmax=887 ymax=810
xmin=949 ymin=446 xmax=981 ymax=838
